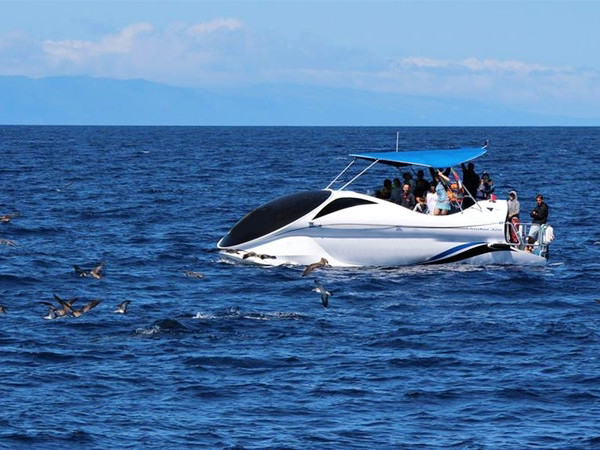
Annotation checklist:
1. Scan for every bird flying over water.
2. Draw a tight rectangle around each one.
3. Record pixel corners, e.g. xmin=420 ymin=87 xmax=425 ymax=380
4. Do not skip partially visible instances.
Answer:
xmin=0 ymin=239 xmax=17 ymax=246
xmin=302 ymin=258 xmax=329 ymax=277
xmin=62 ymin=299 xmax=101 ymax=318
xmin=312 ymin=280 xmax=332 ymax=308
xmin=114 ymin=300 xmax=131 ymax=314
xmin=74 ymin=262 xmax=103 ymax=279
xmin=39 ymin=294 xmax=78 ymax=317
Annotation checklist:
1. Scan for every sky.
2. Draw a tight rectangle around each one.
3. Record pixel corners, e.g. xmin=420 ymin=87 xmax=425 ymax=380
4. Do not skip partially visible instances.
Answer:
xmin=1 ymin=0 xmax=600 ymax=121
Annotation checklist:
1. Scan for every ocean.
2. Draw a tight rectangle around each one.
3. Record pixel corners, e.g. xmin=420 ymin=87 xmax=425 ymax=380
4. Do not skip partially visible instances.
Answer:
xmin=1 ymin=126 xmax=599 ymax=449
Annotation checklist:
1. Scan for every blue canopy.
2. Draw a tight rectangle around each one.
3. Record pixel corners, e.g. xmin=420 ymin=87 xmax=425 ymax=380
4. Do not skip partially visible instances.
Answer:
xmin=349 ymin=146 xmax=487 ymax=168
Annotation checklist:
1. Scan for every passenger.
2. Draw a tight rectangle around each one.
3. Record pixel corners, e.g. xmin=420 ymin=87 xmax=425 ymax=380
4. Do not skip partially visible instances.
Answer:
xmin=507 ymin=190 xmax=520 ymax=243
xmin=390 ymin=178 xmax=402 ymax=203
xmin=414 ymin=169 xmax=429 ymax=199
xmin=476 ymin=171 xmax=494 ymax=200
xmin=377 ymin=179 xmax=392 ymax=200
xmin=526 ymin=194 xmax=549 ymax=252
xmin=402 ymin=172 xmax=415 ymax=192
xmin=486 ymin=177 xmax=496 ymax=200
xmin=461 ymin=162 xmax=479 ymax=208
xmin=434 ymin=171 xmax=451 ymax=215
xmin=399 ymin=183 xmax=416 ymax=209
xmin=413 ymin=196 xmax=428 ymax=214
xmin=426 ymin=182 xmax=438 ymax=215
xmin=507 ymin=190 xmax=520 ymax=220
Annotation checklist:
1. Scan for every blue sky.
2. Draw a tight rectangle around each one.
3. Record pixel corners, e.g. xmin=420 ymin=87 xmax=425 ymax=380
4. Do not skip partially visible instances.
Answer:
xmin=1 ymin=0 xmax=600 ymax=121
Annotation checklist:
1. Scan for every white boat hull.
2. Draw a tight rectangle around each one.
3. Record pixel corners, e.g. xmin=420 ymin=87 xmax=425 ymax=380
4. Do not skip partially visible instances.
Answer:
xmin=218 ymin=190 xmax=548 ymax=267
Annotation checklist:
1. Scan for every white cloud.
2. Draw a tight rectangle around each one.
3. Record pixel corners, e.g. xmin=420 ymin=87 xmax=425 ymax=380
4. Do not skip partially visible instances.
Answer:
xmin=0 ymin=22 xmax=598 ymax=117
xmin=187 ymin=18 xmax=243 ymax=36
xmin=398 ymin=56 xmax=551 ymax=74
xmin=43 ymin=23 xmax=154 ymax=63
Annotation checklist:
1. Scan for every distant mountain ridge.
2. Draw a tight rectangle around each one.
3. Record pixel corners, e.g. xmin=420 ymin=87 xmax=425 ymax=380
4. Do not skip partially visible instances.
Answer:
xmin=0 ymin=75 xmax=596 ymax=126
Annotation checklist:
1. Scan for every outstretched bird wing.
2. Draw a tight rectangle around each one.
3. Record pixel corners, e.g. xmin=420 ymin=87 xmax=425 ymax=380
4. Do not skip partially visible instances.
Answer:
xmin=90 ymin=262 xmax=103 ymax=277
xmin=82 ymin=299 xmax=101 ymax=313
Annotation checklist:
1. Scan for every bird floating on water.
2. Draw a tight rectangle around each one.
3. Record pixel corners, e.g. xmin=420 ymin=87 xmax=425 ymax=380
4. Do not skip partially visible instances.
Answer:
xmin=114 ymin=300 xmax=131 ymax=314
xmin=184 ymin=271 xmax=204 ymax=279
xmin=302 ymin=258 xmax=329 ymax=277
xmin=312 ymin=280 xmax=332 ymax=308
xmin=0 ymin=305 xmax=6 ymax=314
xmin=0 ymin=212 xmax=19 ymax=223
xmin=74 ymin=262 xmax=103 ymax=279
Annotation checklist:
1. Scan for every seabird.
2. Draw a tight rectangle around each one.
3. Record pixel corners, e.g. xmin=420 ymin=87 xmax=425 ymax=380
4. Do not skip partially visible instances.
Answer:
xmin=39 ymin=295 xmax=78 ymax=317
xmin=63 ymin=299 xmax=101 ymax=318
xmin=242 ymin=251 xmax=276 ymax=260
xmin=312 ymin=280 xmax=332 ymax=308
xmin=74 ymin=262 xmax=103 ymax=279
xmin=114 ymin=300 xmax=131 ymax=314
xmin=0 ymin=239 xmax=16 ymax=246
xmin=302 ymin=258 xmax=329 ymax=277
xmin=184 ymin=271 xmax=204 ymax=279
xmin=43 ymin=306 xmax=58 ymax=320
xmin=40 ymin=294 xmax=77 ymax=319
xmin=0 ymin=304 xmax=6 ymax=314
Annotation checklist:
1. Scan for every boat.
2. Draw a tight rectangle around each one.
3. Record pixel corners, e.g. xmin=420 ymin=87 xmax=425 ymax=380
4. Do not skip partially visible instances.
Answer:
xmin=217 ymin=143 xmax=553 ymax=267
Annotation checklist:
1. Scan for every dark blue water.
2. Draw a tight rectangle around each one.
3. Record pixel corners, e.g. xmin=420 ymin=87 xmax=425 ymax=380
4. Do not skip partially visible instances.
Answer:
xmin=1 ymin=126 xmax=600 ymax=449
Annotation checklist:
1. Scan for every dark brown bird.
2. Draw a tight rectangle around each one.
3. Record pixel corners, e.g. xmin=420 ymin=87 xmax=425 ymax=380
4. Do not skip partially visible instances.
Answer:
xmin=74 ymin=262 xmax=103 ymax=279
xmin=39 ymin=294 xmax=78 ymax=317
xmin=62 ymin=299 xmax=101 ymax=318
xmin=302 ymin=258 xmax=329 ymax=277
xmin=0 ymin=212 xmax=19 ymax=223
xmin=0 ymin=304 xmax=6 ymax=314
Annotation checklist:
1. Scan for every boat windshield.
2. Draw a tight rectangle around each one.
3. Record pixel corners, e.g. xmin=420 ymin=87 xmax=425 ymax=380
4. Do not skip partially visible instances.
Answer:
xmin=219 ymin=190 xmax=331 ymax=247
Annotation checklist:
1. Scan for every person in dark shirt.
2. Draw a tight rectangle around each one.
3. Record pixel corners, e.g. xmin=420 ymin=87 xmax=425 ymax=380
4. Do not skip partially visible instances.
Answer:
xmin=461 ymin=162 xmax=479 ymax=208
xmin=413 ymin=169 xmax=429 ymax=199
xmin=526 ymin=194 xmax=549 ymax=252
xmin=377 ymin=179 xmax=392 ymax=200
xmin=399 ymin=183 xmax=416 ymax=209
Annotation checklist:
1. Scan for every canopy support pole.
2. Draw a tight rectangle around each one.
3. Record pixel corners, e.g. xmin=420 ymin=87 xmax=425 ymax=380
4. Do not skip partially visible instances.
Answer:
xmin=339 ymin=160 xmax=380 ymax=191
xmin=325 ymin=158 xmax=356 ymax=190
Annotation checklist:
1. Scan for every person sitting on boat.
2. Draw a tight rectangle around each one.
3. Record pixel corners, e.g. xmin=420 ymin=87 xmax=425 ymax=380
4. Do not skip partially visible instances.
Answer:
xmin=376 ymin=179 xmax=392 ymax=200
xmin=399 ymin=183 xmax=416 ymax=209
xmin=426 ymin=182 xmax=438 ymax=215
xmin=402 ymin=172 xmax=415 ymax=192
xmin=526 ymin=194 xmax=549 ymax=252
xmin=390 ymin=178 xmax=402 ymax=203
xmin=507 ymin=190 xmax=521 ymax=243
xmin=434 ymin=171 xmax=451 ymax=215
xmin=413 ymin=196 xmax=428 ymax=214
xmin=476 ymin=172 xmax=495 ymax=200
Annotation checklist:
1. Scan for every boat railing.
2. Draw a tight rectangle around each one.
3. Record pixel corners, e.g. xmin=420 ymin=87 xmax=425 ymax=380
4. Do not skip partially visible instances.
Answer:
xmin=505 ymin=221 xmax=553 ymax=257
